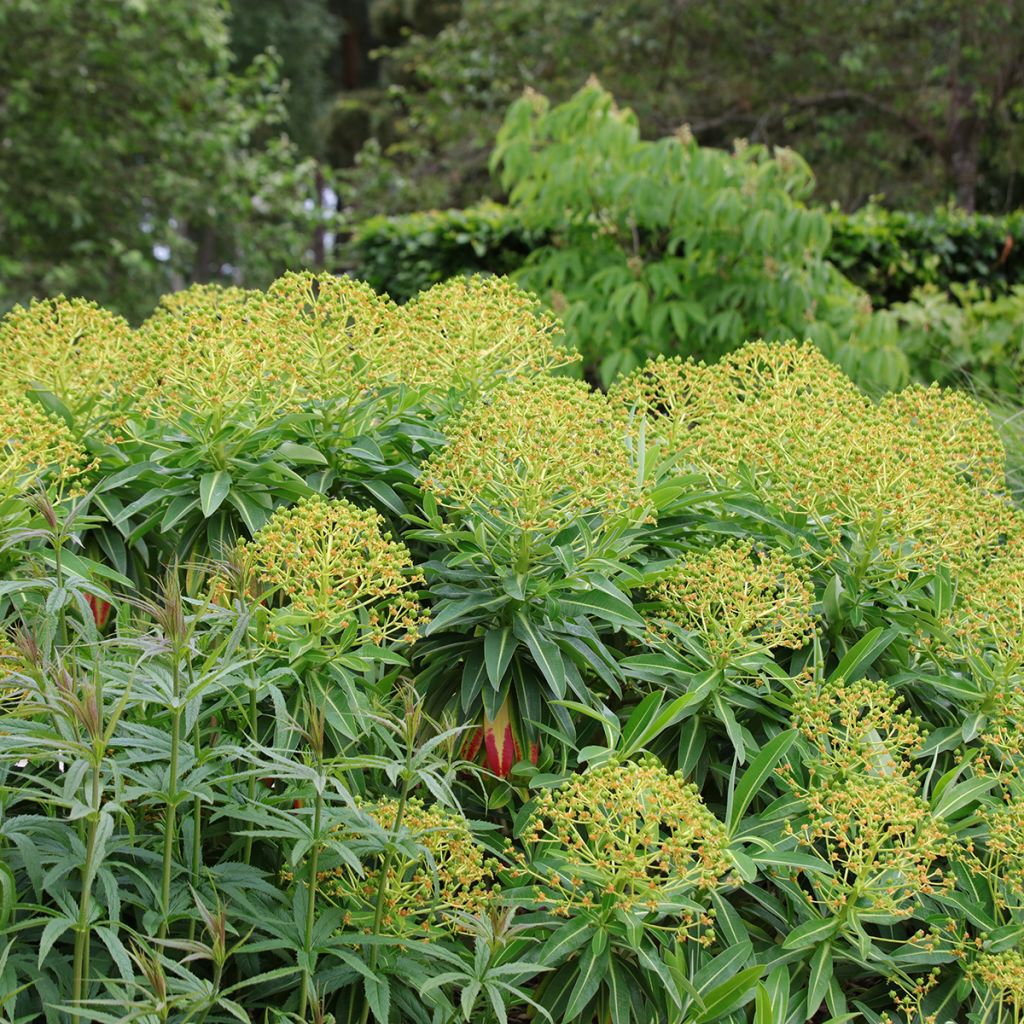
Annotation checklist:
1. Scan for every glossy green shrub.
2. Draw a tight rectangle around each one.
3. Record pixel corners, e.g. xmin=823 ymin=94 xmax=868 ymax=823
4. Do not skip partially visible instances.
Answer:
xmin=348 ymin=202 xmax=1024 ymax=320
xmin=491 ymin=82 xmax=871 ymax=385
xmin=349 ymin=201 xmax=540 ymax=303
xmin=829 ymin=204 xmax=1024 ymax=307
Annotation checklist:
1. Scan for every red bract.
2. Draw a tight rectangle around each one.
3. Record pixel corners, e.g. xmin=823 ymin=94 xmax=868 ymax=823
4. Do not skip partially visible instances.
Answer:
xmin=480 ymin=697 xmax=539 ymax=778
xmin=86 ymin=594 xmax=111 ymax=629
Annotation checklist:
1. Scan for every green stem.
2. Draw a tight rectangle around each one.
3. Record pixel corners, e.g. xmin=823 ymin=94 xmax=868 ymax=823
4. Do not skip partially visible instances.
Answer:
xmin=72 ymin=758 xmax=101 ymax=1006
xmin=188 ymin=720 xmax=202 ymax=942
xmin=160 ymin=658 xmax=182 ymax=940
xmin=54 ymin=534 xmax=69 ymax=650
xmin=243 ymin=685 xmax=258 ymax=866
xmin=514 ymin=531 xmax=532 ymax=576
xmin=358 ymin=771 xmax=413 ymax=1024
xmin=298 ymin=788 xmax=324 ymax=1020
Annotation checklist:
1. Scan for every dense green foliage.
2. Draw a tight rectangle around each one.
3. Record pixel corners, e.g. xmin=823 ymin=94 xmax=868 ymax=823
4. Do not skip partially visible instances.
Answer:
xmin=6 ymin=280 xmax=1024 ymax=1022
xmin=0 ymin=0 xmax=326 ymax=322
xmin=349 ymin=84 xmax=1024 ymax=399
xmin=351 ymin=202 xmax=541 ymax=302
xmin=489 ymin=84 xmax=861 ymax=385
xmin=351 ymin=0 xmax=1024 ymax=216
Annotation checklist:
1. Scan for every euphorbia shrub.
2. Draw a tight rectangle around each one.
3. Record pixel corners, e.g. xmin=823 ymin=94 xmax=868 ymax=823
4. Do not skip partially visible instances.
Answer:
xmin=5 ymin=278 xmax=1024 ymax=1023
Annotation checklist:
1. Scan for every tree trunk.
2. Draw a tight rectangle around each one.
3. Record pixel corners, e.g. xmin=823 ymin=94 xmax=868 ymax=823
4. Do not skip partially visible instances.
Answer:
xmin=946 ymin=76 xmax=980 ymax=212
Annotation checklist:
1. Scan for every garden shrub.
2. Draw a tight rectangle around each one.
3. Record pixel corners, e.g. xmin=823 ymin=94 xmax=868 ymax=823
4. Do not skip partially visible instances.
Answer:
xmin=490 ymin=82 xmax=872 ymax=385
xmin=347 ymin=85 xmax=1024 ymax=403
xmin=5 ymin=278 xmax=1024 ymax=1023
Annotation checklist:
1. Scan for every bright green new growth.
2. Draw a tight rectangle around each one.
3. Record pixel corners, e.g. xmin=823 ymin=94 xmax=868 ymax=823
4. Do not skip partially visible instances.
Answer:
xmin=395 ymin=275 xmax=578 ymax=391
xmin=301 ymin=798 xmax=495 ymax=935
xmin=616 ymin=340 xmax=1017 ymax=574
xmin=492 ymin=81 xmax=872 ymax=385
xmin=0 ymin=390 xmax=91 ymax=495
xmin=516 ymin=759 xmax=731 ymax=928
xmin=6 ymin=270 xmax=1024 ymax=1023
xmin=0 ymin=296 xmax=136 ymax=420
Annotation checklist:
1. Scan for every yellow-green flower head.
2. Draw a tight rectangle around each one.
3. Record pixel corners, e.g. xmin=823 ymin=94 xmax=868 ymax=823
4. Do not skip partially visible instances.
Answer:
xmin=647 ymin=539 xmax=815 ymax=663
xmin=614 ymin=340 xmax=1015 ymax=574
xmin=946 ymin=531 xmax=1024 ymax=671
xmin=0 ymin=632 xmax=27 ymax=713
xmin=135 ymin=283 xmax=295 ymax=420
xmin=147 ymin=283 xmax=259 ymax=322
xmin=238 ymin=495 xmax=426 ymax=648
xmin=792 ymin=769 xmax=950 ymax=918
xmin=967 ymin=949 xmax=1024 ymax=1009
xmin=316 ymin=798 xmax=494 ymax=935
xmin=782 ymin=677 xmax=949 ymax=919
xmin=793 ymin=677 xmax=925 ymax=776
xmin=979 ymin=801 xmax=1024 ymax=909
xmin=0 ymin=391 xmax=92 ymax=495
xmin=259 ymin=271 xmax=401 ymax=400
xmin=422 ymin=376 xmax=644 ymax=535
xmin=0 ymin=296 xmax=134 ymax=415
xmin=521 ymin=759 xmax=731 ymax=919
xmin=881 ymin=383 xmax=1006 ymax=492
xmin=396 ymin=275 xmax=578 ymax=391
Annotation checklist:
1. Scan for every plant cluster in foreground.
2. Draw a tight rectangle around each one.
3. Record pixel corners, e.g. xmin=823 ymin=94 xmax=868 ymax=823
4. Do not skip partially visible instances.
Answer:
xmin=3 ymin=276 xmax=1024 ymax=1023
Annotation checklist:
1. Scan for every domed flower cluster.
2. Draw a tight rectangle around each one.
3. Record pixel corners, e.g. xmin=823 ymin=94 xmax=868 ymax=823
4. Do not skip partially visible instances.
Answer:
xmin=0 ymin=631 xmax=27 ymax=713
xmin=0 ymin=296 xmax=134 ymax=416
xmin=949 ymin=536 xmax=1024 ymax=672
xmin=793 ymin=677 xmax=925 ymax=775
xmin=978 ymin=800 xmax=1024 ymax=910
xmin=514 ymin=759 xmax=731 ymax=929
xmin=313 ymin=798 xmax=495 ymax=935
xmin=614 ymin=341 xmax=1013 ymax=575
xmin=135 ymin=283 xmax=297 ymax=421
xmin=237 ymin=496 xmax=426 ymax=649
xmin=395 ymin=275 xmax=577 ymax=391
xmin=966 ymin=950 xmax=1024 ymax=1014
xmin=131 ymin=273 xmax=575 ymax=422
xmin=422 ymin=376 xmax=645 ymax=538
xmin=783 ymin=679 xmax=949 ymax=919
xmin=880 ymin=383 xmax=1006 ymax=492
xmin=0 ymin=391 xmax=92 ymax=496
xmin=258 ymin=272 xmax=401 ymax=401
xmin=647 ymin=539 xmax=815 ymax=664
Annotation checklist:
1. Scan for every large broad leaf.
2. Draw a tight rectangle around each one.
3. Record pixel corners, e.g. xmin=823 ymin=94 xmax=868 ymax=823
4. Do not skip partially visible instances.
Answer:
xmin=565 ymin=948 xmax=608 ymax=1019
xmin=199 ymin=470 xmax=232 ymax=518
xmin=782 ymin=916 xmax=840 ymax=950
xmin=692 ymin=966 xmax=764 ymax=1023
xmin=514 ymin=614 xmax=566 ymax=698
xmin=826 ymin=626 xmax=898 ymax=685
xmin=484 ymin=626 xmax=517 ymax=688
xmin=728 ymin=730 xmax=797 ymax=835
xmin=537 ymin=918 xmax=594 ymax=965
xmin=560 ymin=589 xmax=643 ymax=628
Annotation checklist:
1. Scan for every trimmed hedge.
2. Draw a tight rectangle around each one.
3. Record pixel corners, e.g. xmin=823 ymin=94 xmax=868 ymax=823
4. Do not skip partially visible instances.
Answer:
xmin=348 ymin=200 xmax=541 ymax=303
xmin=830 ymin=204 xmax=1024 ymax=306
xmin=346 ymin=200 xmax=1024 ymax=308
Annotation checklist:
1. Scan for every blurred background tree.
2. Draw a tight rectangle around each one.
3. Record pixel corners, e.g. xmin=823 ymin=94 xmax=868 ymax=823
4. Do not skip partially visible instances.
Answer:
xmin=2 ymin=0 xmax=1021 ymax=320
xmin=0 ymin=0 xmax=326 ymax=321
xmin=346 ymin=0 xmax=1024 ymax=216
